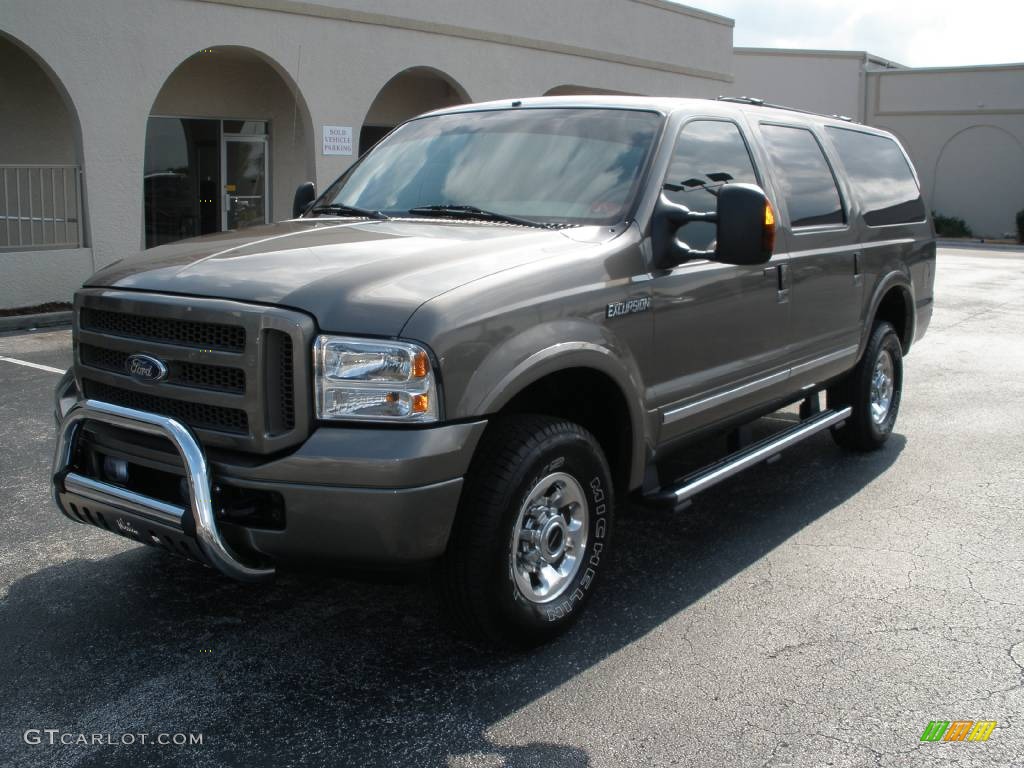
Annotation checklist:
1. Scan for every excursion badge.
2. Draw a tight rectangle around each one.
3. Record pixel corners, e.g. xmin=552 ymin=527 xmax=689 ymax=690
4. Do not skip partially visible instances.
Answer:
xmin=606 ymin=296 xmax=651 ymax=318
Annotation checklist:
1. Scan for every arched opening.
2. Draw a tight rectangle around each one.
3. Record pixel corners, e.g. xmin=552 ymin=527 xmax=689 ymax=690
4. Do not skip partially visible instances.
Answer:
xmin=0 ymin=33 xmax=85 ymax=252
xmin=543 ymin=85 xmax=642 ymax=97
xmin=359 ymin=67 xmax=470 ymax=156
xmin=932 ymin=125 xmax=1024 ymax=238
xmin=144 ymin=46 xmax=314 ymax=248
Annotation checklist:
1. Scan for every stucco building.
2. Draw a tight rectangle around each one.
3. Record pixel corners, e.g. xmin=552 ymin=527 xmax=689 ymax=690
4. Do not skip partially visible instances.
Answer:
xmin=731 ymin=48 xmax=1024 ymax=239
xmin=1 ymin=1 xmax=1022 ymax=310
xmin=0 ymin=0 xmax=736 ymax=309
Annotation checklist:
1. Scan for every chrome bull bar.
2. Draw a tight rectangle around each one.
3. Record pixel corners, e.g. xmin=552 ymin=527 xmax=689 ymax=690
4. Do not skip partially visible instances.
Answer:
xmin=52 ymin=399 xmax=275 ymax=583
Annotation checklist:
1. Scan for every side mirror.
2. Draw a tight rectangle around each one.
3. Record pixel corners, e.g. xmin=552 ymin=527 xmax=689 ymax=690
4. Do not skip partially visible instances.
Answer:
xmin=651 ymin=183 xmax=776 ymax=269
xmin=715 ymin=183 xmax=776 ymax=266
xmin=292 ymin=182 xmax=316 ymax=218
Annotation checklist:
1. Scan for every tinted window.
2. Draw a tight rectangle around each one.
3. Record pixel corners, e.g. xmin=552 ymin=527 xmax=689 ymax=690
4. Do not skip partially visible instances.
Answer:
xmin=761 ymin=124 xmax=845 ymax=228
xmin=664 ymin=120 xmax=758 ymax=249
xmin=827 ymin=127 xmax=925 ymax=226
xmin=320 ymin=108 xmax=662 ymax=226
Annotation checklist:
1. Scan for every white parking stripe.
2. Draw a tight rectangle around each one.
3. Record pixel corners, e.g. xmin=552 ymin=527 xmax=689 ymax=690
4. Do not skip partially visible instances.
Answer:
xmin=0 ymin=356 xmax=65 ymax=374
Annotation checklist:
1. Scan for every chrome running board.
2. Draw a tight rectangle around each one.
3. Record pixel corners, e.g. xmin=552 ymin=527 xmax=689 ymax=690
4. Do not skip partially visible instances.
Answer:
xmin=644 ymin=406 xmax=853 ymax=511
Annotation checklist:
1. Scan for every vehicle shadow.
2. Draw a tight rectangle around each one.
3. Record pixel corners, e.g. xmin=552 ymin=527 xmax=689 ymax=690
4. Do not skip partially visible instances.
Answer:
xmin=0 ymin=433 xmax=905 ymax=768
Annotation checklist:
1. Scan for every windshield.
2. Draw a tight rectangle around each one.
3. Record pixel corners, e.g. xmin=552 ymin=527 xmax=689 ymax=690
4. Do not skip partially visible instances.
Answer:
xmin=315 ymin=108 xmax=663 ymax=227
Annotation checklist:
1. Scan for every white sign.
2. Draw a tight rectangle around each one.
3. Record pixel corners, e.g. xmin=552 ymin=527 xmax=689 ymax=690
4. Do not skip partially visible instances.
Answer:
xmin=322 ymin=125 xmax=353 ymax=156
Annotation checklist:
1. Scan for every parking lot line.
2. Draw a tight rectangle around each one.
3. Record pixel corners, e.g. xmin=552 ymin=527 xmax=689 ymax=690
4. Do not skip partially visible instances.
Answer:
xmin=0 ymin=356 xmax=65 ymax=374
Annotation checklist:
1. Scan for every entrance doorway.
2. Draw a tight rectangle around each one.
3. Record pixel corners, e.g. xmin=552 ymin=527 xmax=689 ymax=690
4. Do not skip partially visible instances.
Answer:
xmin=223 ymin=126 xmax=268 ymax=232
xmin=144 ymin=117 xmax=270 ymax=248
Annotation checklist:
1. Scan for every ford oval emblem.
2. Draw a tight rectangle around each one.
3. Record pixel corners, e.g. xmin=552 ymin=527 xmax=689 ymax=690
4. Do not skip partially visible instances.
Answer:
xmin=125 ymin=353 xmax=168 ymax=383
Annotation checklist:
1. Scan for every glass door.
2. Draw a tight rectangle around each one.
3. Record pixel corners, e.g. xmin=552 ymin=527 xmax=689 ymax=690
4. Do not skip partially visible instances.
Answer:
xmin=222 ymin=134 xmax=268 ymax=231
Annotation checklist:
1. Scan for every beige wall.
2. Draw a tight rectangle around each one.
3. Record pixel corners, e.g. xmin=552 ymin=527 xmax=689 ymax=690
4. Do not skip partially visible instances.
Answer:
xmin=281 ymin=0 xmax=735 ymax=82
xmin=0 ymin=0 xmax=735 ymax=308
xmin=363 ymin=69 xmax=468 ymax=127
xmin=0 ymin=249 xmax=94 ymax=308
xmin=733 ymin=50 xmax=1024 ymax=238
xmin=0 ymin=36 xmax=77 ymax=165
xmin=875 ymin=66 xmax=1022 ymax=114
xmin=867 ymin=66 xmax=1024 ymax=238
xmin=731 ymin=49 xmax=870 ymax=121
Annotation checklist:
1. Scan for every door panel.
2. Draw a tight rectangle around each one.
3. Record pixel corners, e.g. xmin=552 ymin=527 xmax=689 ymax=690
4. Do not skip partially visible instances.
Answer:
xmin=787 ymin=234 xmax=863 ymax=362
xmin=650 ymin=118 xmax=791 ymax=444
xmin=223 ymin=138 xmax=268 ymax=231
xmin=757 ymin=122 xmax=862 ymax=365
xmin=651 ymin=255 xmax=791 ymax=442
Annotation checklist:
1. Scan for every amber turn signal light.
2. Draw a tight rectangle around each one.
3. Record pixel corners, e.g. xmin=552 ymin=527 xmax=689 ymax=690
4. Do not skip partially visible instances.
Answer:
xmin=412 ymin=351 xmax=429 ymax=379
xmin=763 ymin=201 xmax=777 ymax=254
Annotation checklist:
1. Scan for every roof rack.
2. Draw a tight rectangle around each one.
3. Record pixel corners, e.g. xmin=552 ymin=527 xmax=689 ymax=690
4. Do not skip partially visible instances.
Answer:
xmin=716 ymin=95 xmax=855 ymax=123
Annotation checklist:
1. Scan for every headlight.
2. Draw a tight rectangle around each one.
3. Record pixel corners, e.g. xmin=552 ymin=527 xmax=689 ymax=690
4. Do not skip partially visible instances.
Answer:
xmin=314 ymin=335 xmax=439 ymax=423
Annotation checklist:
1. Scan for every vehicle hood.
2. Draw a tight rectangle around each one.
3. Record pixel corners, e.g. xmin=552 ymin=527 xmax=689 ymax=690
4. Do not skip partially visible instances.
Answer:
xmin=86 ymin=219 xmax=610 ymax=335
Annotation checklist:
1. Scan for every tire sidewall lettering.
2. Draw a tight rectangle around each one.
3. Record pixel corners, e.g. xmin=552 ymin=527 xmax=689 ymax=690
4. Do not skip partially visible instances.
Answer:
xmin=506 ymin=444 xmax=612 ymax=624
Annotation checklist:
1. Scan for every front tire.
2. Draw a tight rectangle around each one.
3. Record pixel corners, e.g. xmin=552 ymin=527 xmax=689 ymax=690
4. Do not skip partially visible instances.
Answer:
xmin=441 ymin=415 xmax=614 ymax=648
xmin=828 ymin=321 xmax=903 ymax=451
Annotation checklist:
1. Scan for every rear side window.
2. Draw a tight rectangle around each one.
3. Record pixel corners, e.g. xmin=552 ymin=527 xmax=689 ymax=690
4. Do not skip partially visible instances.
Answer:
xmin=664 ymin=120 xmax=759 ymax=249
xmin=826 ymin=127 xmax=925 ymax=226
xmin=760 ymin=124 xmax=845 ymax=228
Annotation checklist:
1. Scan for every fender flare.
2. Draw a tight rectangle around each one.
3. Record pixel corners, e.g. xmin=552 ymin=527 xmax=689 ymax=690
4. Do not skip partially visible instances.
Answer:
xmin=459 ymin=327 xmax=649 ymax=490
xmin=862 ymin=270 xmax=916 ymax=356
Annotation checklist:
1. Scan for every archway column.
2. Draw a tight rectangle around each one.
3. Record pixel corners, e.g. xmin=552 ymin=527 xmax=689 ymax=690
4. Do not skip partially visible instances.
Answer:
xmin=76 ymin=100 xmax=149 ymax=269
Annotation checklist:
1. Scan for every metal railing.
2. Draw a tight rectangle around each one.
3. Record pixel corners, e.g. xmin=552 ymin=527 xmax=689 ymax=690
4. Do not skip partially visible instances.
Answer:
xmin=1 ymin=165 xmax=83 ymax=250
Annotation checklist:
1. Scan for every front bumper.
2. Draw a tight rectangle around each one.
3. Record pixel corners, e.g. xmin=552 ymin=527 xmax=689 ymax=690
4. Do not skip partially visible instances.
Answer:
xmin=53 ymin=392 xmax=486 ymax=580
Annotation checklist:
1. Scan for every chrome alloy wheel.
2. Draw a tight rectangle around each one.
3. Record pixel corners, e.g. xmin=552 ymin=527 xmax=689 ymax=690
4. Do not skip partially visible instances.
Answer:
xmin=510 ymin=472 xmax=589 ymax=604
xmin=870 ymin=349 xmax=895 ymax=425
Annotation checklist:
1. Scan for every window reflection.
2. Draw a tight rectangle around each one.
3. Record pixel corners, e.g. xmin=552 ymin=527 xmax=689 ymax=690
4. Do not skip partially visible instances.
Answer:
xmin=761 ymin=124 xmax=845 ymax=228
xmin=144 ymin=118 xmax=221 ymax=248
xmin=322 ymin=109 xmax=662 ymax=226
xmin=827 ymin=127 xmax=925 ymax=226
xmin=664 ymin=120 xmax=759 ymax=250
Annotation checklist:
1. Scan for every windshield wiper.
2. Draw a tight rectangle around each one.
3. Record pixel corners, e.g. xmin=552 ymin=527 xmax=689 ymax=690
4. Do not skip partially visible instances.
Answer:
xmin=309 ymin=204 xmax=388 ymax=220
xmin=406 ymin=204 xmax=554 ymax=229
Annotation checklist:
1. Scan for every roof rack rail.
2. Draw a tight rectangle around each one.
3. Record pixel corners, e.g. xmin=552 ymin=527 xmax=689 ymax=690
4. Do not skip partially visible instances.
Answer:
xmin=716 ymin=95 xmax=855 ymax=123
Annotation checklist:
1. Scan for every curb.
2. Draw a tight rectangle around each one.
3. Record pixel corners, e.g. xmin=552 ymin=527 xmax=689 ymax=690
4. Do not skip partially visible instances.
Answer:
xmin=937 ymin=239 xmax=1024 ymax=251
xmin=0 ymin=311 xmax=73 ymax=332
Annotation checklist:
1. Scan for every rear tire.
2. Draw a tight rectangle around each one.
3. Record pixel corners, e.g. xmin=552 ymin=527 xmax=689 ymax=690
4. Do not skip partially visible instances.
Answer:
xmin=828 ymin=321 xmax=903 ymax=451
xmin=440 ymin=415 xmax=614 ymax=649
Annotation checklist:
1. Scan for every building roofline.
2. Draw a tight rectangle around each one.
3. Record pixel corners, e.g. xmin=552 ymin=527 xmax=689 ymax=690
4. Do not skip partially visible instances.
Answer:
xmin=735 ymin=46 xmax=905 ymax=69
xmin=628 ymin=0 xmax=734 ymax=27
xmin=194 ymin=0 xmax=735 ymax=82
xmin=870 ymin=61 xmax=1024 ymax=75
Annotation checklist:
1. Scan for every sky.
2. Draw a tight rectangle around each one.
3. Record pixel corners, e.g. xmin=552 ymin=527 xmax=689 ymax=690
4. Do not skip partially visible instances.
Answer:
xmin=689 ymin=0 xmax=1024 ymax=68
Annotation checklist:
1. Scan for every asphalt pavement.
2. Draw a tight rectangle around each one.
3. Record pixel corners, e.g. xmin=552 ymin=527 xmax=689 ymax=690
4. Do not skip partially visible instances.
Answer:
xmin=1 ymin=245 xmax=1022 ymax=767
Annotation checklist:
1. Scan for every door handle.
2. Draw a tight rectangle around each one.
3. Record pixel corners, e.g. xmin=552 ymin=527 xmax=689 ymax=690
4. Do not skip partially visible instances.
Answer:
xmin=764 ymin=263 xmax=789 ymax=303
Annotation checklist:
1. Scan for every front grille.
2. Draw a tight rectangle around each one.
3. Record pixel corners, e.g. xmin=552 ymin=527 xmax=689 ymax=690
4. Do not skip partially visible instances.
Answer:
xmin=80 ymin=307 xmax=246 ymax=352
xmin=83 ymin=380 xmax=250 ymax=434
xmin=80 ymin=344 xmax=245 ymax=394
xmin=74 ymin=291 xmax=313 ymax=453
